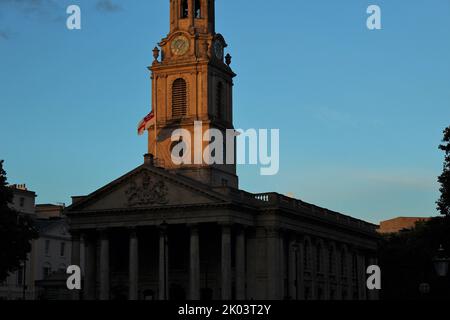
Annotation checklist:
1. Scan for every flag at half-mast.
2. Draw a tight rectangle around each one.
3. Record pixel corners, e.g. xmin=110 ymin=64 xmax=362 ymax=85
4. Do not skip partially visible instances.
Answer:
xmin=137 ymin=110 xmax=155 ymax=136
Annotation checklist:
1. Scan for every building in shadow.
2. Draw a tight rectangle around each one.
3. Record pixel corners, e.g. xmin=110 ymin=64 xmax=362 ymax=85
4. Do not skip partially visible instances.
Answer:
xmin=0 ymin=185 xmax=70 ymax=300
xmin=66 ymin=0 xmax=379 ymax=300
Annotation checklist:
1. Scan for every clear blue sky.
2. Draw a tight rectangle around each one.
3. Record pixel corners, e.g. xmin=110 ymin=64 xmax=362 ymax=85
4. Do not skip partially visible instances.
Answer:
xmin=1 ymin=0 xmax=449 ymax=223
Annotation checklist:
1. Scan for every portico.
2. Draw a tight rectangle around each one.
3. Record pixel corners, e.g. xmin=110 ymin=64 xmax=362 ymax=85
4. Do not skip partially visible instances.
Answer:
xmin=67 ymin=158 xmax=379 ymax=301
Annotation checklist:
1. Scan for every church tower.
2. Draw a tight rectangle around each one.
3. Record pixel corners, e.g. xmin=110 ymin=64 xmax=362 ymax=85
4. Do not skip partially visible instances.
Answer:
xmin=148 ymin=0 xmax=238 ymax=188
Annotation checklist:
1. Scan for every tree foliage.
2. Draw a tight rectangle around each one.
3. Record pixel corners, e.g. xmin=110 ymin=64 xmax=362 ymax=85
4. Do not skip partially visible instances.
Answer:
xmin=379 ymin=216 xmax=450 ymax=299
xmin=0 ymin=160 xmax=38 ymax=282
xmin=437 ymin=126 xmax=450 ymax=216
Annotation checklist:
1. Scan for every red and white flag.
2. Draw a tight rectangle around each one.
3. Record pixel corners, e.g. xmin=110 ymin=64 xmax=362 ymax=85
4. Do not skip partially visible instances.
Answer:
xmin=137 ymin=111 xmax=155 ymax=136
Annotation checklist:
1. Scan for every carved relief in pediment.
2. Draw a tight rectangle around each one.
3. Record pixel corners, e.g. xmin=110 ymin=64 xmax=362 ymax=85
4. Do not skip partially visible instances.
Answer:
xmin=125 ymin=172 xmax=169 ymax=207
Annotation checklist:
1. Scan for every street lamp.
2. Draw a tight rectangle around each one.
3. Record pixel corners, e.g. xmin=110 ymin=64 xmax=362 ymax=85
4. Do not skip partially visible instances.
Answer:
xmin=433 ymin=245 xmax=450 ymax=277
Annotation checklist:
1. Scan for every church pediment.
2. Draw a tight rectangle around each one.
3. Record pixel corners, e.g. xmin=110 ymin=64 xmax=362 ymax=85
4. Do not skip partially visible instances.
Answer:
xmin=67 ymin=165 xmax=228 ymax=212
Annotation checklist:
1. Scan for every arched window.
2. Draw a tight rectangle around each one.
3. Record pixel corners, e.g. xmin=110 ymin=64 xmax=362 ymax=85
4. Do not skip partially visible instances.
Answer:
xmin=316 ymin=243 xmax=322 ymax=272
xmin=216 ymin=82 xmax=224 ymax=119
xmin=172 ymin=78 xmax=187 ymax=118
xmin=329 ymin=246 xmax=335 ymax=274
xmin=303 ymin=240 xmax=310 ymax=270
xmin=195 ymin=0 xmax=201 ymax=18
xmin=181 ymin=0 xmax=189 ymax=18
xmin=352 ymin=253 xmax=358 ymax=279
xmin=352 ymin=253 xmax=357 ymax=279
xmin=43 ymin=262 xmax=52 ymax=278
xmin=341 ymin=249 xmax=346 ymax=276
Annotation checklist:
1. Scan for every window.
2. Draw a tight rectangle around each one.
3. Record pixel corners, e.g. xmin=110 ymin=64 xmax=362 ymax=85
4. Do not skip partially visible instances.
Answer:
xmin=194 ymin=0 xmax=201 ymax=18
xmin=45 ymin=240 xmax=50 ymax=256
xmin=316 ymin=244 xmax=322 ymax=272
xmin=19 ymin=197 xmax=25 ymax=207
xmin=304 ymin=287 xmax=311 ymax=301
xmin=181 ymin=0 xmax=188 ymax=18
xmin=329 ymin=246 xmax=335 ymax=274
xmin=317 ymin=287 xmax=323 ymax=300
xmin=43 ymin=263 xmax=51 ymax=278
xmin=352 ymin=253 xmax=357 ymax=279
xmin=303 ymin=241 xmax=310 ymax=270
xmin=330 ymin=289 xmax=335 ymax=300
xmin=60 ymin=242 xmax=65 ymax=257
xmin=341 ymin=249 xmax=346 ymax=276
xmin=216 ymin=82 xmax=224 ymax=119
xmin=172 ymin=78 xmax=187 ymax=119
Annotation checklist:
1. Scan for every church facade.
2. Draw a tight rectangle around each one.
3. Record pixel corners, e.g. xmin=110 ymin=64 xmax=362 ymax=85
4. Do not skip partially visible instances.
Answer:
xmin=66 ymin=0 xmax=379 ymax=301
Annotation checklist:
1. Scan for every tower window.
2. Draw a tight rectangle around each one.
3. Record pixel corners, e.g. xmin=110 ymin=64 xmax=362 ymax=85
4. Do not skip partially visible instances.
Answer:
xmin=181 ymin=0 xmax=188 ymax=18
xmin=172 ymin=78 xmax=187 ymax=119
xmin=195 ymin=0 xmax=201 ymax=18
xmin=216 ymin=82 xmax=224 ymax=119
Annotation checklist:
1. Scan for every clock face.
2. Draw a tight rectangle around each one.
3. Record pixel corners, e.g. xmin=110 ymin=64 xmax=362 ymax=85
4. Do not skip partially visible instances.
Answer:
xmin=214 ymin=41 xmax=224 ymax=60
xmin=171 ymin=36 xmax=190 ymax=56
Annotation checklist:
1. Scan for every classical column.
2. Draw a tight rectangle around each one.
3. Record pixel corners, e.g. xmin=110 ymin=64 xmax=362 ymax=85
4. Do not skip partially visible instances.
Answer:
xmin=335 ymin=245 xmax=343 ymax=300
xmin=83 ymin=235 xmax=96 ymax=300
xmin=99 ymin=229 xmax=110 ymax=300
xmin=159 ymin=225 xmax=169 ymax=300
xmin=298 ymin=237 xmax=305 ymax=300
xmin=367 ymin=256 xmax=380 ymax=300
xmin=70 ymin=231 xmax=81 ymax=300
xmin=71 ymin=231 xmax=81 ymax=267
xmin=235 ymin=226 xmax=246 ymax=300
xmin=189 ymin=224 xmax=200 ymax=300
xmin=221 ymin=224 xmax=232 ymax=300
xmin=267 ymin=227 xmax=282 ymax=300
xmin=357 ymin=253 xmax=367 ymax=300
xmin=129 ymin=228 xmax=139 ymax=300
xmin=346 ymin=249 xmax=353 ymax=300
xmin=323 ymin=242 xmax=330 ymax=300
xmin=288 ymin=236 xmax=298 ymax=300
xmin=280 ymin=234 xmax=286 ymax=299
xmin=310 ymin=240 xmax=317 ymax=300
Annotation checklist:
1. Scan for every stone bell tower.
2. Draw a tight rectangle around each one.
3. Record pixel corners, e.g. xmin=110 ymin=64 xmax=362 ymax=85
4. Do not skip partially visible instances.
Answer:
xmin=148 ymin=0 xmax=238 ymax=188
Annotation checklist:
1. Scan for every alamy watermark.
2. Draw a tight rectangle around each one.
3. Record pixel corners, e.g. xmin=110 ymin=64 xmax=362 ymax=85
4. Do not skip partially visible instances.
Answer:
xmin=65 ymin=4 xmax=381 ymax=31
xmin=170 ymin=121 xmax=280 ymax=176
xmin=66 ymin=264 xmax=381 ymax=291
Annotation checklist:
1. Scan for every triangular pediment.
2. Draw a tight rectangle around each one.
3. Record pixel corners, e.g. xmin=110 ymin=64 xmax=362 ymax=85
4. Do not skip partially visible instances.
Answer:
xmin=67 ymin=165 xmax=229 ymax=212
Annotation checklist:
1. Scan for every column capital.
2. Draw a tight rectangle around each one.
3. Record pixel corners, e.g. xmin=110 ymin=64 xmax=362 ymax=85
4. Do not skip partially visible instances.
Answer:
xmin=128 ymin=227 xmax=138 ymax=238
xmin=158 ymin=221 xmax=170 ymax=233
xmin=70 ymin=230 xmax=81 ymax=240
xmin=265 ymin=226 xmax=281 ymax=237
xmin=219 ymin=222 xmax=233 ymax=233
xmin=98 ymin=228 xmax=109 ymax=240
xmin=218 ymin=221 xmax=233 ymax=227
xmin=187 ymin=223 xmax=200 ymax=231
xmin=235 ymin=224 xmax=248 ymax=233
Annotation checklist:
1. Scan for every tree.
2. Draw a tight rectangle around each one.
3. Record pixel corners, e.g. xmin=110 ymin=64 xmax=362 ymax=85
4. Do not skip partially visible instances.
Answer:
xmin=0 ymin=160 xmax=38 ymax=282
xmin=379 ymin=216 xmax=450 ymax=299
xmin=437 ymin=126 xmax=450 ymax=216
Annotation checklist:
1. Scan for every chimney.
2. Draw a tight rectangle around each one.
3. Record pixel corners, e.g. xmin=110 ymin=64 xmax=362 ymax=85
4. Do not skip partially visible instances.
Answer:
xmin=144 ymin=154 xmax=155 ymax=166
